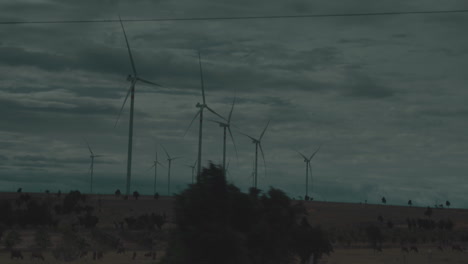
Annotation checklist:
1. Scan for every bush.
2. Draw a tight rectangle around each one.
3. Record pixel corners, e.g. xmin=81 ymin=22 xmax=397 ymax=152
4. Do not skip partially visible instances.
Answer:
xmin=3 ymin=230 xmax=22 ymax=249
xmin=35 ymin=229 xmax=52 ymax=249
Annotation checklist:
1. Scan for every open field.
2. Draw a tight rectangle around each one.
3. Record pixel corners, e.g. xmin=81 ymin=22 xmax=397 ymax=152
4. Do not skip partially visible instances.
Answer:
xmin=0 ymin=248 xmax=466 ymax=264
xmin=1 ymin=192 xmax=468 ymax=263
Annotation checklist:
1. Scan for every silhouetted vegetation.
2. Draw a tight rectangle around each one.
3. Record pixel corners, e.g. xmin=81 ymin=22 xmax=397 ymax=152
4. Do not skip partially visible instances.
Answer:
xmin=408 ymin=200 xmax=412 ymax=206
xmin=365 ymin=225 xmax=383 ymax=252
xmin=52 ymin=228 xmax=89 ymax=261
xmin=162 ymin=163 xmax=332 ymax=264
xmin=115 ymin=189 xmax=121 ymax=197
xmin=34 ymin=229 xmax=52 ymax=249
xmin=381 ymin=197 xmax=386 ymax=204
xmin=424 ymin=206 xmax=433 ymax=217
xmin=133 ymin=191 xmax=140 ymax=200
xmin=123 ymin=213 xmax=166 ymax=230
xmin=3 ymin=230 xmax=21 ymax=249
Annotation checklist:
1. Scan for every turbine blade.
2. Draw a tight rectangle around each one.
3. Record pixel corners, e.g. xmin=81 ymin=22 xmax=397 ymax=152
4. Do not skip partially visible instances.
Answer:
xmin=184 ymin=109 xmax=201 ymax=137
xmin=160 ymin=144 xmax=170 ymax=159
xmin=206 ymin=106 xmax=226 ymax=121
xmin=206 ymin=118 xmax=225 ymax=126
xmin=114 ymin=83 xmax=133 ymax=128
xmin=119 ymin=15 xmax=137 ymax=77
xmin=198 ymin=51 xmax=206 ymax=104
xmin=84 ymin=138 xmax=93 ymax=155
xmin=94 ymin=155 xmax=104 ymax=158
xmin=228 ymin=94 xmax=236 ymax=124
xmin=137 ymin=77 xmax=162 ymax=87
xmin=295 ymin=150 xmax=308 ymax=160
xmin=238 ymin=130 xmax=257 ymax=142
xmin=172 ymin=156 xmax=183 ymax=161
xmin=148 ymin=164 xmax=155 ymax=171
xmin=309 ymin=144 xmax=322 ymax=160
xmin=157 ymin=161 xmax=166 ymax=168
xmin=228 ymin=127 xmax=239 ymax=161
xmin=259 ymin=120 xmax=270 ymax=141
xmin=193 ymin=159 xmax=198 ymax=167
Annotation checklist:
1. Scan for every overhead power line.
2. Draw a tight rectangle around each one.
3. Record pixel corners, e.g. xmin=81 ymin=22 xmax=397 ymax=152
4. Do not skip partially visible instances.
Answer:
xmin=1 ymin=9 xmax=468 ymax=25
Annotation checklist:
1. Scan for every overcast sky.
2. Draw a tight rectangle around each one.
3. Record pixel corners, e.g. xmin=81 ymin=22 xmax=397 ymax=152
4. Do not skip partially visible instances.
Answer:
xmin=1 ymin=0 xmax=468 ymax=208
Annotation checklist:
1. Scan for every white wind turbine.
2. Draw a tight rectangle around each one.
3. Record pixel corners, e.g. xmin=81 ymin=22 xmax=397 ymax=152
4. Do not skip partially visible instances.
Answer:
xmin=239 ymin=121 xmax=270 ymax=189
xmin=114 ymin=16 xmax=162 ymax=198
xmin=84 ymin=139 xmax=103 ymax=194
xmin=296 ymin=145 xmax=321 ymax=200
xmin=184 ymin=52 xmax=225 ymax=179
xmin=149 ymin=144 xmax=165 ymax=195
xmin=209 ymin=95 xmax=238 ymax=176
xmin=160 ymin=144 xmax=182 ymax=196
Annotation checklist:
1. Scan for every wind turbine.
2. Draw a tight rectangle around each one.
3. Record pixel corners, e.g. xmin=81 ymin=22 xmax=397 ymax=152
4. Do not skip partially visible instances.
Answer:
xmin=209 ymin=95 xmax=238 ymax=176
xmin=114 ymin=16 xmax=162 ymax=198
xmin=160 ymin=144 xmax=182 ymax=196
xmin=186 ymin=159 xmax=197 ymax=184
xmin=296 ymin=145 xmax=321 ymax=200
xmin=149 ymin=145 xmax=165 ymax=195
xmin=84 ymin=139 xmax=103 ymax=194
xmin=184 ymin=52 xmax=225 ymax=180
xmin=239 ymin=120 xmax=270 ymax=189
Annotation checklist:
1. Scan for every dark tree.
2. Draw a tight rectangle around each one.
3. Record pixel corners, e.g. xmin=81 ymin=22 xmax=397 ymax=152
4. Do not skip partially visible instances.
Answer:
xmin=293 ymin=218 xmax=333 ymax=264
xmin=133 ymin=191 xmax=140 ymax=200
xmin=17 ymin=188 xmax=22 ymax=193
xmin=408 ymin=200 xmax=412 ymax=206
xmin=57 ymin=190 xmax=62 ymax=198
xmin=377 ymin=215 xmax=384 ymax=223
xmin=366 ymin=225 xmax=383 ymax=252
xmin=162 ymin=163 xmax=332 ymax=264
xmin=154 ymin=193 xmax=160 ymax=200
xmin=446 ymin=200 xmax=451 ymax=208
xmin=381 ymin=197 xmax=386 ymax=204
xmin=424 ymin=206 xmax=433 ymax=217
xmin=115 ymin=189 xmax=121 ymax=197
xmin=386 ymin=220 xmax=394 ymax=229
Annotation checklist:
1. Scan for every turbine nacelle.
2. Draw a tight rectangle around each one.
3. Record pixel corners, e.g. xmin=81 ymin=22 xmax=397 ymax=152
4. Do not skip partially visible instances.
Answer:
xmin=196 ymin=102 xmax=206 ymax=108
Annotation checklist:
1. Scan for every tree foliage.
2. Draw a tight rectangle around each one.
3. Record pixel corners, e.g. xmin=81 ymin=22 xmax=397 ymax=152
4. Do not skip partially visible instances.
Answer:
xmin=162 ymin=163 xmax=332 ymax=264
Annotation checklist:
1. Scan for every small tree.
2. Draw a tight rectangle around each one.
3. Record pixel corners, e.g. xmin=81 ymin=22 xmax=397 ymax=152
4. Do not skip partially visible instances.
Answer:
xmin=381 ymin=197 xmax=386 ymax=204
xmin=115 ymin=189 xmax=121 ymax=197
xmin=366 ymin=225 xmax=383 ymax=252
xmin=154 ymin=193 xmax=160 ymax=200
xmin=35 ymin=229 xmax=52 ymax=249
xmin=446 ymin=200 xmax=451 ymax=208
xmin=408 ymin=200 xmax=412 ymax=206
xmin=424 ymin=206 xmax=433 ymax=217
xmin=17 ymin=188 xmax=22 ymax=193
xmin=3 ymin=230 xmax=22 ymax=249
xmin=133 ymin=191 xmax=140 ymax=200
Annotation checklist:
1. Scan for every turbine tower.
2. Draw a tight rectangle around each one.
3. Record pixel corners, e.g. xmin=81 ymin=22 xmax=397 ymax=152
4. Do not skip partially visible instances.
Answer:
xmin=85 ymin=139 xmax=103 ymax=194
xmin=184 ymin=52 xmax=225 ymax=180
xmin=149 ymin=145 xmax=165 ymax=195
xmin=160 ymin=144 xmax=182 ymax=196
xmin=239 ymin=120 xmax=270 ymax=189
xmin=115 ymin=16 xmax=161 ymax=198
xmin=186 ymin=159 xmax=197 ymax=184
xmin=296 ymin=145 xmax=321 ymax=200
xmin=209 ymin=95 xmax=238 ymax=176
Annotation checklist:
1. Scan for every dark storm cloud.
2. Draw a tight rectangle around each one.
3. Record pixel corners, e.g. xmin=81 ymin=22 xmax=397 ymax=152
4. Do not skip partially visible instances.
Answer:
xmin=1 ymin=0 xmax=468 ymax=207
